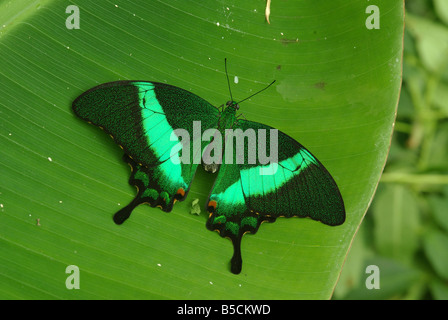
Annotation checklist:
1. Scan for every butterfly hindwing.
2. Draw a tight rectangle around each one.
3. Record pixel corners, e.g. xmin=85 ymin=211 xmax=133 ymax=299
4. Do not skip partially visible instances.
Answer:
xmin=237 ymin=120 xmax=345 ymax=225
xmin=207 ymin=119 xmax=345 ymax=273
xmin=73 ymin=81 xmax=219 ymax=222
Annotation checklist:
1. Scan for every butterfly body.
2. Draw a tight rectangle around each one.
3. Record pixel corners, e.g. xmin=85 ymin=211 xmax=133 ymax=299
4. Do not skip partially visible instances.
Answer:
xmin=73 ymin=80 xmax=345 ymax=274
xmin=217 ymin=101 xmax=239 ymax=132
xmin=201 ymin=101 xmax=240 ymax=173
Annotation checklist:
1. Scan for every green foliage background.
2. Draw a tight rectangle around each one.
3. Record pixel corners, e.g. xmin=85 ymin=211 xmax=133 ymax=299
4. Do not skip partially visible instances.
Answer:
xmin=334 ymin=0 xmax=448 ymax=300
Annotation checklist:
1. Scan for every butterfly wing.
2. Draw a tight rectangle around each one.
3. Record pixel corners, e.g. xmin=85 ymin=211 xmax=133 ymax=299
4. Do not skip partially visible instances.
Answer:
xmin=206 ymin=119 xmax=345 ymax=274
xmin=73 ymin=81 xmax=219 ymax=223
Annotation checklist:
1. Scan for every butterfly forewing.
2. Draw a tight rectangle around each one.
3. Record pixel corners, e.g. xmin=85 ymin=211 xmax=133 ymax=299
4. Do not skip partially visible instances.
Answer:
xmin=73 ymin=81 xmax=219 ymax=220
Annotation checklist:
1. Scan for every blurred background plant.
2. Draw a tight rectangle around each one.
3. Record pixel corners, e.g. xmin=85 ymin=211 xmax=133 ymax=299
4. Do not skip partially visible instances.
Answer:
xmin=334 ymin=0 xmax=448 ymax=300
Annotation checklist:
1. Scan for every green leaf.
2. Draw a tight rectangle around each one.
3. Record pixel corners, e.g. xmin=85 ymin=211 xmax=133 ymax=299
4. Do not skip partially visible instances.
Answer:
xmin=343 ymin=256 xmax=421 ymax=300
xmin=372 ymin=185 xmax=421 ymax=265
xmin=428 ymin=195 xmax=448 ymax=232
xmin=333 ymin=224 xmax=371 ymax=299
xmin=429 ymin=279 xmax=448 ymax=300
xmin=434 ymin=0 xmax=448 ymax=26
xmin=406 ymin=13 xmax=448 ymax=78
xmin=433 ymin=82 xmax=448 ymax=115
xmin=423 ymin=229 xmax=448 ymax=280
xmin=0 ymin=0 xmax=403 ymax=299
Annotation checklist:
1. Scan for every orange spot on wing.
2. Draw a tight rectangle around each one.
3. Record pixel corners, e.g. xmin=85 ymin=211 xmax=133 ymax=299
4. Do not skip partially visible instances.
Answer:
xmin=208 ymin=200 xmax=217 ymax=210
xmin=176 ymin=187 xmax=185 ymax=197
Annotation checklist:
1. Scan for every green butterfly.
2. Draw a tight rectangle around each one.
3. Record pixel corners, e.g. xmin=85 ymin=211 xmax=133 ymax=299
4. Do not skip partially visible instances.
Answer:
xmin=72 ymin=67 xmax=345 ymax=274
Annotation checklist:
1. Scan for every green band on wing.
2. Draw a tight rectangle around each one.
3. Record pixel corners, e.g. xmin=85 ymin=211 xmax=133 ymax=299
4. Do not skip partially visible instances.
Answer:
xmin=214 ymin=149 xmax=318 ymax=204
xmin=134 ymin=82 xmax=186 ymax=191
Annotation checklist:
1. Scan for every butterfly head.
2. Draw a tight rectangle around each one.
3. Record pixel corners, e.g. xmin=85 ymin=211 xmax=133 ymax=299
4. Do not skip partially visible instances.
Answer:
xmin=226 ymin=100 xmax=240 ymax=111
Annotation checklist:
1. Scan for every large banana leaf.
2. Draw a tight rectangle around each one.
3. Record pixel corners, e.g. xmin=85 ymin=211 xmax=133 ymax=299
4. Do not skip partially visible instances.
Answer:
xmin=0 ymin=0 xmax=404 ymax=299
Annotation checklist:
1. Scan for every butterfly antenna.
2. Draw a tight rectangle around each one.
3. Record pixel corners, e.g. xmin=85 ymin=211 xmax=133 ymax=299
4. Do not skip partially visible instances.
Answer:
xmin=224 ymin=58 xmax=233 ymax=102
xmin=236 ymin=80 xmax=276 ymax=104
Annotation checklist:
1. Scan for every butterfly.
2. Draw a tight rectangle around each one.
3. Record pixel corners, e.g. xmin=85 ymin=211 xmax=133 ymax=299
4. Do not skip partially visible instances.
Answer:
xmin=72 ymin=62 xmax=345 ymax=274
